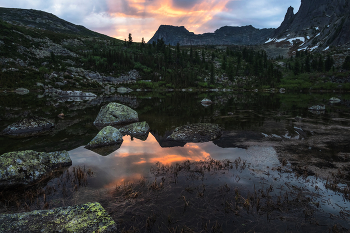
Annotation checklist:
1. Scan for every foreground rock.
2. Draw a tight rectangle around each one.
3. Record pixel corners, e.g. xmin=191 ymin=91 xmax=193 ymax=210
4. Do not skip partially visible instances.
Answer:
xmin=167 ymin=123 xmax=221 ymax=142
xmin=0 ymin=202 xmax=117 ymax=232
xmin=1 ymin=118 xmax=54 ymax=136
xmin=93 ymin=102 xmax=139 ymax=126
xmin=119 ymin=121 xmax=150 ymax=139
xmin=0 ymin=150 xmax=71 ymax=187
xmin=85 ymin=126 xmax=123 ymax=149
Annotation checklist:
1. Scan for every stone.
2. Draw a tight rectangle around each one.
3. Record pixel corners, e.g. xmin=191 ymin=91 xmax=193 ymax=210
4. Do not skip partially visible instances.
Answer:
xmin=1 ymin=117 xmax=54 ymax=136
xmin=86 ymin=126 xmax=123 ymax=149
xmin=119 ymin=121 xmax=150 ymax=138
xmin=308 ymin=105 xmax=326 ymax=110
xmin=329 ymin=97 xmax=341 ymax=103
xmin=167 ymin=123 xmax=221 ymax=142
xmin=201 ymin=98 xmax=212 ymax=107
xmin=0 ymin=202 xmax=117 ymax=232
xmin=93 ymin=102 xmax=139 ymax=126
xmin=15 ymin=88 xmax=29 ymax=95
xmin=0 ymin=150 xmax=71 ymax=187
xmin=117 ymin=86 xmax=133 ymax=93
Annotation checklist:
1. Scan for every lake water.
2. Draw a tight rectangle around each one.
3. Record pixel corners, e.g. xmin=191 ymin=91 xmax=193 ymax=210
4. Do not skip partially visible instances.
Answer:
xmin=1 ymin=91 xmax=350 ymax=232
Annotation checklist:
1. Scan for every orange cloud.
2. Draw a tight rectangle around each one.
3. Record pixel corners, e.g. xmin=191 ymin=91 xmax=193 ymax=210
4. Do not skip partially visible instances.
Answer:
xmin=105 ymin=0 xmax=230 ymax=42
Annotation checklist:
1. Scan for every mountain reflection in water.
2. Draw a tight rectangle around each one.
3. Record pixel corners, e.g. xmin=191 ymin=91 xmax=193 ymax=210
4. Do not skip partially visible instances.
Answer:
xmin=69 ymin=133 xmax=253 ymax=189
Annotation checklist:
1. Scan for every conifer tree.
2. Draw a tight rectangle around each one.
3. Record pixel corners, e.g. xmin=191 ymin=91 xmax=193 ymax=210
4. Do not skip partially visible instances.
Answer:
xmin=128 ymin=33 xmax=133 ymax=46
xmin=305 ymin=56 xmax=311 ymax=72
xmin=210 ymin=63 xmax=215 ymax=84
xmin=343 ymin=56 xmax=350 ymax=70
xmin=325 ymin=55 xmax=334 ymax=71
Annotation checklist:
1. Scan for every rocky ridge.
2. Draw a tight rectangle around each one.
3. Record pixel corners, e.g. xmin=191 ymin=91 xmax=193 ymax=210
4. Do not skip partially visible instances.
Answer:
xmin=267 ymin=0 xmax=350 ymax=50
xmin=148 ymin=25 xmax=274 ymax=46
xmin=0 ymin=7 xmax=106 ymax=38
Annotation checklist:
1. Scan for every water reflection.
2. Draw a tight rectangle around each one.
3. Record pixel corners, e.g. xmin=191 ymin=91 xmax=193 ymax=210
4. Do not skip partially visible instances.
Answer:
xmin=69 ymin=133 xmax=284 ymax=193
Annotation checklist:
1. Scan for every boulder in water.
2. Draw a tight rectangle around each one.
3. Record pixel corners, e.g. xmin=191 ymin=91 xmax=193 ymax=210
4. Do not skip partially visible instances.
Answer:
xmin=167 ymin=123 xmax=221 ymax=142
xmin=119 ymin=121 xmax=150 ymax=137
xmin=0 ymin=150 xmax=71 ymax=187
xmin=1 ymin=117 xmax=54 ymax=137
xmin=85 ymin=126 xmax=123 ymax=149
xmin=329 ymin=97 xmax=341 ymax=104
xmin=93 ymin=102 xmax=139 ymax=126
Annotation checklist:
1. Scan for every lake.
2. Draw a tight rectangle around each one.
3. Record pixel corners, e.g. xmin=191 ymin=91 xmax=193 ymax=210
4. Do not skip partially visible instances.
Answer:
xmin=1 ymin=91 xmax=350 ymax=232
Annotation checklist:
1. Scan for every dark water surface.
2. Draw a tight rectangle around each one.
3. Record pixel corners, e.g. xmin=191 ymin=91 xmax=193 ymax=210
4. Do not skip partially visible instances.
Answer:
xmin=1 ymin=91 xmax=350 ymax=232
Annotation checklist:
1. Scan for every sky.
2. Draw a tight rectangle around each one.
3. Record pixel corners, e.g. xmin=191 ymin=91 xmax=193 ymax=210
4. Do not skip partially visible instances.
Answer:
xmin=0 ymin=0 xmax=301 ymax=42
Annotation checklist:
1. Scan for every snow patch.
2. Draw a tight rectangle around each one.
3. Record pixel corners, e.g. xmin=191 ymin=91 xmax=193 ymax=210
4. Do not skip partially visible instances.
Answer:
xmin=265 ymin=38 xmax=274 ymax=43
xmin=323 ymin=46 xmax=330 ymax=51
xmin=276 ymin=38 xmax=286 ymax=42
xmin=315 ymin=32 xmax=321 ymax=37
xmin=287 ymin=37 xmax=305 ymax=43
xmin=310 ymin=45 xmax=318 ymax=51
xmin=315 ymin=27 xmax=319 ymax=30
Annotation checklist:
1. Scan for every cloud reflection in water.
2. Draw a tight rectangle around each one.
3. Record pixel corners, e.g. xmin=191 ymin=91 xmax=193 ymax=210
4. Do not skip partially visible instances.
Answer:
xmin=69 ymin=133 xmax=249 ymax=189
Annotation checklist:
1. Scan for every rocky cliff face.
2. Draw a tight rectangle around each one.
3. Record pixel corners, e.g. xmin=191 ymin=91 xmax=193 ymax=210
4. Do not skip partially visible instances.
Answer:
xmin=273 ymin=0 xmax=350 ymax=49
xmin=148 ymin=25 xmax=274 ymax=46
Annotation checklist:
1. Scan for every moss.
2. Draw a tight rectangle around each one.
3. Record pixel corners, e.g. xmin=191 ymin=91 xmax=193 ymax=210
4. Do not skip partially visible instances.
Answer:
xmin=86 ymin=126 xmax=123 ymax=149
xmin=93 ymin=102 xmax=139 ymax=126
xmin=119 ymin=121 xmax=150 ymax=136
xmin=168 ymin=123 xmax=222 ymax=142
xmin=0 ymin=150 xmax=71 ymax=186
xmin=0 ymin=202 xmax=117 ymax=232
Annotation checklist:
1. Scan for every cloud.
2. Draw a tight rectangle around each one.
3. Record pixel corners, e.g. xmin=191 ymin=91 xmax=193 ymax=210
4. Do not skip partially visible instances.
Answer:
xmin=0 ymin=0 xmax=301 ymax=42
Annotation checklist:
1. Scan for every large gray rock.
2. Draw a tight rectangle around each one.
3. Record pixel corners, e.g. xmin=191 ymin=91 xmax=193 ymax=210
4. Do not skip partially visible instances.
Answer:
xmin=0 ymin=202 xmax=117 ymax=232
xmin=119 ymin=121 xmax=150 ymax=137
xmin=167 ymin=123 xmax=221 ymax=142
xmin=1 ymin=118 xmax=54 ymax=136
xmin=93 ymin=102 xmax=139 ymax=126
xmin=0 ymin=150 xmax=71 ymax=187
xmin=86 ymin=126 xmax=123 ymax=149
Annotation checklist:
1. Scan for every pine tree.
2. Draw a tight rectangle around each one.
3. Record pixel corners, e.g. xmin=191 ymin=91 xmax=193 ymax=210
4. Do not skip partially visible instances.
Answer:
xmin=128 ymin=33 xmax=133 ymax=46
xmin=343 ymin=56 xmax=350 ymax=70
xmin=294 ymin=59 xmax=300 ymax=75
xmin=318 ymin=56 xmax=324 ymax=72
xmin=222 ymin=55 xmax=227 ymax=70
xmin=210 ymin=63 xmax=215 ymax=85
xmin=305 ymin=56 xmax=311 ymax=72
xmin=325 ymin=55 xmax=334 ymax=71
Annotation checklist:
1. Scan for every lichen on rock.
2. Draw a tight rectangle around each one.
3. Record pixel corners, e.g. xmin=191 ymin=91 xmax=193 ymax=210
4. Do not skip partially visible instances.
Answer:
xmin=0 ymin=202 xmax=117 ymax=232
xmin=167 ymin=123 xmax=221 ymax=142
xmin=1 ymin=117 xmax=54 ymax=137
xmin=93 ymin=102 xmax=139 ymax=126
xmin=86 ymin=126 xmax=123 ymax=149
xmin=0 ymin=150 xmax=72 ymax=187
xmin=119 ymin=121 xmax=150 ymax=136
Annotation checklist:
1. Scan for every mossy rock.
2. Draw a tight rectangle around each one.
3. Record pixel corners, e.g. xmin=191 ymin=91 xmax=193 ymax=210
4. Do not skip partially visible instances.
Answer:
xmin=0 ymin=150 xmax=72 ymax=187
xmin=93 ymin=102 xmax=139 ymax=126
xmin=1 ymin=117 xmax=54 ymax=137
xmin=85 ymin=126 xmax=123 ymax=149
xmin=0 ymin=202 xmax=117 ymax=232
xmin=119 ymin=121 xmax=150 ymax=137
xmin=167 ymin=123 xmax=221 ymax=142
